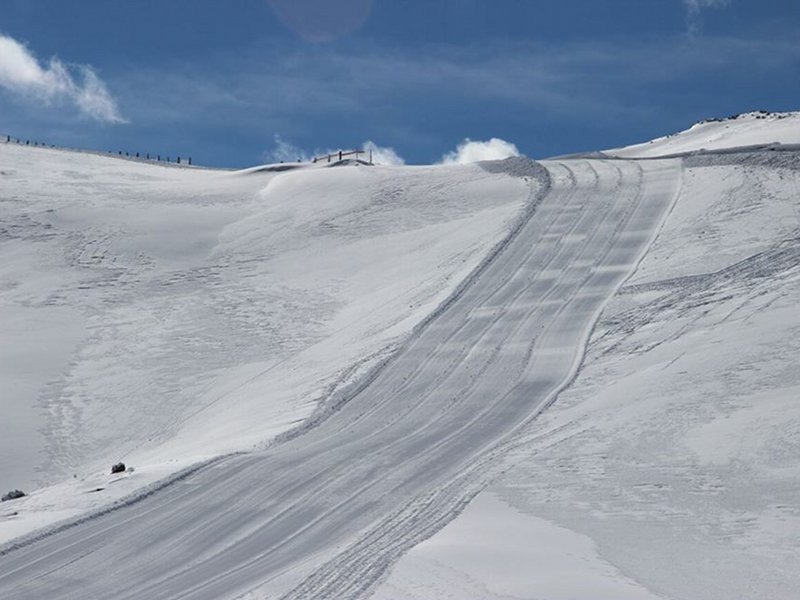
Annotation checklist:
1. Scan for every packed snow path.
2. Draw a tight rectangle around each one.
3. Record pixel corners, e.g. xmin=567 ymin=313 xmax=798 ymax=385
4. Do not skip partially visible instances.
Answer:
xmin=0 ymin=158 xmax=681 ymax=600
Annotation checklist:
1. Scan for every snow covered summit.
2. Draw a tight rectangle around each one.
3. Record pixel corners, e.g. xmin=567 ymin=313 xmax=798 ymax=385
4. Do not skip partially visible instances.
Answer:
xmin=608 ymin=110 xmax=800 ymax=157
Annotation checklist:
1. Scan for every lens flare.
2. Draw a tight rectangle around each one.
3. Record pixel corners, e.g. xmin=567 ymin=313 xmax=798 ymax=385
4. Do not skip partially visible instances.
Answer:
xmin=266 ymin=0 xmax=373 ymax=42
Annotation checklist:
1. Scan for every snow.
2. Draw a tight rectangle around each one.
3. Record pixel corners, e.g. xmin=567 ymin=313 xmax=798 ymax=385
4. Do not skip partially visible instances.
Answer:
xmin=0 ymin=143 xmax=531 ymax=542
xmin=0 ymin=154 xmax=683 ymax=599
xmin=607 ymin=111 xmax=800 ymax=157
xmin=2 ymin=114 xmax=800 ymax=600
xmin=375 ymin=147 xmax=800 ymax=599
xmin=372 ymin=493 xmax=663 ymax=600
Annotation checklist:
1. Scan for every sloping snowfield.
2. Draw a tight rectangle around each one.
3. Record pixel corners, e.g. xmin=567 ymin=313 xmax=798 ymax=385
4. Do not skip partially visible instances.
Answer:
xmin=0 ymin=145 xmax=532 ymax=536
xmin=375 ymin=116 xmax=800 ymax=600
xmin=607 ymin=110 xmax=799 ymax=158
xmin=1 ymin=112 xmax=799 ymax=599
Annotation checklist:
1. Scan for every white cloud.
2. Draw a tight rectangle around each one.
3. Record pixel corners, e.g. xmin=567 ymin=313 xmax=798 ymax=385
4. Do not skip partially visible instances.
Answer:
xmin=440 ymin=138 xmax=520 ymax=165
xmin=684 ymin=0 xmax=732 ymax=34
xmin=119 ymin=30 xmax=800 ymax=143
xmin=684 ymin=0 xmax=731 ymax=11
xmin=0 ymin=34 xmax=124 ymax=123
xmin=363 ymin=140 xmax=404 ymax=165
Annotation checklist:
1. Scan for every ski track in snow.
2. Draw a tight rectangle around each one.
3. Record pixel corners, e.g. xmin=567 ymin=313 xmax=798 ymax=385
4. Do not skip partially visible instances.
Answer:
xmin=0 ymin=157 xmax=681 ymax=599
xmin=372 ymin=149 xmax=800 ymax=600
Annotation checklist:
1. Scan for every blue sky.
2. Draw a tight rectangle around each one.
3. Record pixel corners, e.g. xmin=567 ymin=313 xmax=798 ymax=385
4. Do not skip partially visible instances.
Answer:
xmin=1 ymin=0 xmax=798 ymax=167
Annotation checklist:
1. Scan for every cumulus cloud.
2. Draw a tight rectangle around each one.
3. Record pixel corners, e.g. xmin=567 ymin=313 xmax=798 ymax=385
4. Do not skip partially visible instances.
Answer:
xmin=440 ymin=138 xmax=520 ymax=165
xmin=0 ymin=34 xmax=124 ymax=123
xmin=684 ymin=0 xmax=732 ymax=34
xmin=363 ymin=140 xmax=404 ymax=165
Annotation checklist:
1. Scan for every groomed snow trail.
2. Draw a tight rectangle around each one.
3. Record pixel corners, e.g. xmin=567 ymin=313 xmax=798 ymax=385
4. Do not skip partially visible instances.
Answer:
xmin=0 ymin=158 xmax=681 ymax=600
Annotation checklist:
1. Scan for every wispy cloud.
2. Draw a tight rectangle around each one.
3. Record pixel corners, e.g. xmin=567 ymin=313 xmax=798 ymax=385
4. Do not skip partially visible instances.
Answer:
xmin=684 ymin=0 xmax=733 ymax=34
xmin=0 ymin=34 xmax=125 ymax=123
xmin=108 ymin=27 xmax=799 ymax=164
xmin=125 ymin=29 xmax=799 ymax=127
xmin=440 ymin=138 xmax=519 ymax=164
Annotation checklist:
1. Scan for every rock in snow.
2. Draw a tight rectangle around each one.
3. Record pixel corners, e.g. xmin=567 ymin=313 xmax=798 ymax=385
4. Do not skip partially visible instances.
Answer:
xmin=1 ymin=490 xmax=26 ymax=502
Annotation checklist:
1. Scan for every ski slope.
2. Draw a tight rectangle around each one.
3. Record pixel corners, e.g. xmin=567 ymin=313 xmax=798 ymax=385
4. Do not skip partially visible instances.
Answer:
xmin=3 ymin=113 xmax=799 ymax=600
xmin=0 ymin=155 xmax=681 ymax=598
xmin=374 ymin=150 xmax=800 ymax=598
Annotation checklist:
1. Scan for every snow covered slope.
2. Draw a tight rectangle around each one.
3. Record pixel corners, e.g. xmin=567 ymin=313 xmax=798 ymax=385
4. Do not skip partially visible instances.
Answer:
xmin=0 ymin=152 xmax=683 ymax=599
xmin=607 ymin=111 xmax=800 ymax=157
xmin=374 ymin=152 xmax=800 ymax=599
xmin=0 ymin=143 xmax=532 ymax=540
xmin=2 ymin=114 xmax=799 ymax=600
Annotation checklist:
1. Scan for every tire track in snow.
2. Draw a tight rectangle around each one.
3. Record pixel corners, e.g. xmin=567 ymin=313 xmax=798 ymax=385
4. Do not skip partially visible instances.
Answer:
xmin=0 ymin=158 xmax=682 ymax=600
